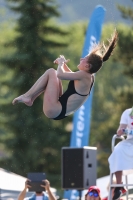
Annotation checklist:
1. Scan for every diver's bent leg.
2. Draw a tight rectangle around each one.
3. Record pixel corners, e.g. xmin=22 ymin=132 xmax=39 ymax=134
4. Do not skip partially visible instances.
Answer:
xmin=12 ymin=68 xmax=56 ymax=106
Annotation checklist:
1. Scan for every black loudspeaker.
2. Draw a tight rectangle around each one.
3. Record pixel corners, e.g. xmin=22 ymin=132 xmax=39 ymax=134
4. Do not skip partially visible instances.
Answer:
xmin=61 ymin=146 xmax=97 ymax=190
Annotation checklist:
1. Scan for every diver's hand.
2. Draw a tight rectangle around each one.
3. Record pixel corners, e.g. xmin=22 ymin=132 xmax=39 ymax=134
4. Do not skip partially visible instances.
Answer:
xmin=54 ymin=55 xmax=70 ymax=64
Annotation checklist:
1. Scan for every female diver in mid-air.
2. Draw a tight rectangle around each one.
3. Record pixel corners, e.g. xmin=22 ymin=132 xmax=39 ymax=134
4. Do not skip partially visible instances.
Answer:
xmin=12 ymin=30 xmax=118 ymax=120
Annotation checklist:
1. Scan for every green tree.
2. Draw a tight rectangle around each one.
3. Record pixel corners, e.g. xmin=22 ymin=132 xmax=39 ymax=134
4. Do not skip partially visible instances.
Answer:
xmin=0 ymin=0 xmax=70 ymax=187
xmin=0 ymin=22 xmax=17 ymax=158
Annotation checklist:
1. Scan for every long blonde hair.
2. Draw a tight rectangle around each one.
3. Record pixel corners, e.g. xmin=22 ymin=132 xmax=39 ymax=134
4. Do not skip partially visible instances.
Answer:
xmin=87 ymin=29 xmax=118 ymax=74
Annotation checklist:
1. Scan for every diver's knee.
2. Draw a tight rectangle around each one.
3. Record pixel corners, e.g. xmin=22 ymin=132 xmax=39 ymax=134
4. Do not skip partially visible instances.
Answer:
xmin=47 ymin=68 xmax=56 ymax=74
xmin=43 ymin=107 xmax=54 ymax=118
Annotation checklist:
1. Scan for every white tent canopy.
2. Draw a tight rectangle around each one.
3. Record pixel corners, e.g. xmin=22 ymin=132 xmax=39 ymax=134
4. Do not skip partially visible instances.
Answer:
xmin=0 ymin=168 xmax=56 ymax=192
xmin=0 ymin=168 xmax=26 ymax=191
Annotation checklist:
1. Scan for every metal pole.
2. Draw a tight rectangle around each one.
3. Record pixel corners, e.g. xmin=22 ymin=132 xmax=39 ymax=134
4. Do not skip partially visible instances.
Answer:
xmin=0 ymin=188 xmax=2 ymax=200
xmin=78 ymin=190 xmax=82 ymax=200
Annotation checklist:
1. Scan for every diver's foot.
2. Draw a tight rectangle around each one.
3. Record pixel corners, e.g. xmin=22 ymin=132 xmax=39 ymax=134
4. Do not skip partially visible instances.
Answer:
xmin=12 ymin=95 xmax=33 ymax=106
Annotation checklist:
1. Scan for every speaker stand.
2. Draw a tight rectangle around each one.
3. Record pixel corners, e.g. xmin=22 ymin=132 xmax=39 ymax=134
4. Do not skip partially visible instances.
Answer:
xmin=78 ymin=190 xmax=82 ymax=200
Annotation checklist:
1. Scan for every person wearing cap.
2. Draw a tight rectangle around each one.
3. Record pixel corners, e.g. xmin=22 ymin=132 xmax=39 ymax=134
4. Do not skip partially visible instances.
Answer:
xmin=108 ymin=107 xmax=133 ymax=200
xmin=85 ymin=186 xmax=102 ymax=200
xmin=18 ymin=179 xmax=57 ymax=200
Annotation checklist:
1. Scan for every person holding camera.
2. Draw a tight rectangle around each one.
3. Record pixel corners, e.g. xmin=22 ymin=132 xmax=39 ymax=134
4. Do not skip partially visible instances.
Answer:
xmin=18 ymin=179 xmax=57 ymax=200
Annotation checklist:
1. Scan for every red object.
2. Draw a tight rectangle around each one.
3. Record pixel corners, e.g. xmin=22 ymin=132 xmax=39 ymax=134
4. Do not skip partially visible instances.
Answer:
xmin=88 ymin=186 xmax=100 ymax=194
xmin=121 ymin=187 xmax=127 ymax=194
xmin=102 ymin=197 xmax=124 ymax=200
xmin=102 ymin=197 xmax=108 ymax=200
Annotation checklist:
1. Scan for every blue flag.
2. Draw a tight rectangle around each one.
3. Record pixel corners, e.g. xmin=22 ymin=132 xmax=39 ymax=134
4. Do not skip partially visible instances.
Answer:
xmin=64 ymin=5 xmax=106 ymax=200
xmin=71 ymin=5 xmax=106 ymax=147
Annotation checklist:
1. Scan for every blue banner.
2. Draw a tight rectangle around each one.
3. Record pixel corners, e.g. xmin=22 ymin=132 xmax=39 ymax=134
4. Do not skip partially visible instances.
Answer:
xmin=64 ymin=5 xmax=106 ymax=200
xmin=71 ymin=5 xmax=106 ymax=147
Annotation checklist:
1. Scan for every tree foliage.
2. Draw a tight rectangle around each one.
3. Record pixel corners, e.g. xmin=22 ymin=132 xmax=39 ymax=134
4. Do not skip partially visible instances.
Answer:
xmin=0 ymin=0 xmax=70 ymax=188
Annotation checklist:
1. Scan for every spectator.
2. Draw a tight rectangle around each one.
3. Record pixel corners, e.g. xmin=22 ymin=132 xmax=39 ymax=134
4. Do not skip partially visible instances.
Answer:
xmin=18 ymin=179 xmax=57 ymax=200
xmin=85 ymin=186 xmax=102 ymax=200
xmin=108 ymin=107 xmax=133 ymax=200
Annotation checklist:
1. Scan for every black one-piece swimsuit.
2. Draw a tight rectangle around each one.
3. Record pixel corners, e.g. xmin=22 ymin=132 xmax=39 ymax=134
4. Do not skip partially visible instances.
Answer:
xmin=53 ymin=77 xmax=94 ymax=120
